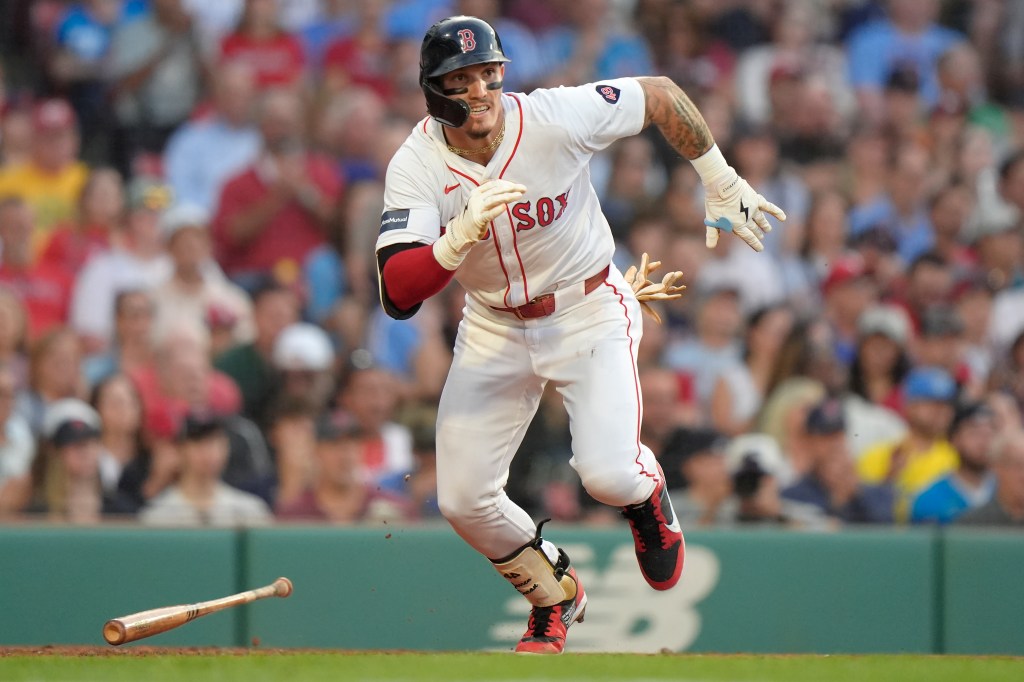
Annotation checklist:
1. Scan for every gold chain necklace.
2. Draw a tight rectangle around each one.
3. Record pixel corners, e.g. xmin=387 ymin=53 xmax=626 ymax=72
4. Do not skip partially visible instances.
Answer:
xmin=446 ymin=118 xmax=506 ymax=156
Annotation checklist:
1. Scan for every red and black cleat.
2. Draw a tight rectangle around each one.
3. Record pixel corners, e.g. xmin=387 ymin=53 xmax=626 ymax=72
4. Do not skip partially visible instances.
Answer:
xmin=621 ymin=467 xmax=685 ymax=590
xmin=515 ymin=561 xmax=587 ymax=654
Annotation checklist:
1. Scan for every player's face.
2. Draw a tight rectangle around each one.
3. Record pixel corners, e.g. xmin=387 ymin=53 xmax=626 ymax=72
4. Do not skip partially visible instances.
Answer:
xmin=441 ymin=62 xmax=504 ymax=139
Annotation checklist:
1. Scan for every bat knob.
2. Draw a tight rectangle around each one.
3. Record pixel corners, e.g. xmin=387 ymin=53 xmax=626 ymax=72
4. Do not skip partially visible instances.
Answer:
xmin=103 ymin=619 xmax=127 ymax=646
xmin=274 ymin=577 xmax=293 ymax=598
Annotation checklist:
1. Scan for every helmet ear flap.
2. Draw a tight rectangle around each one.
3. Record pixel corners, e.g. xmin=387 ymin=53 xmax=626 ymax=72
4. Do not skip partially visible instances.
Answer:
xmin=421 ymin=78 xmax=470 ymax=128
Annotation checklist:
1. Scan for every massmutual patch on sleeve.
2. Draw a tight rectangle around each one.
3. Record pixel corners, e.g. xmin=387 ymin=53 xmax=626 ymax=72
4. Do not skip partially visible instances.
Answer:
xmin=596 ymin=84 xmax=621 ymax=104
xmin=379 ymin=209 xmax=410 ymax=233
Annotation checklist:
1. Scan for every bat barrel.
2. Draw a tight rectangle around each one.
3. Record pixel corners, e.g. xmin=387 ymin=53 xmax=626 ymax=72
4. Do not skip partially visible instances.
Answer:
xmin=103 ymin=620 xmax=128 ymax=646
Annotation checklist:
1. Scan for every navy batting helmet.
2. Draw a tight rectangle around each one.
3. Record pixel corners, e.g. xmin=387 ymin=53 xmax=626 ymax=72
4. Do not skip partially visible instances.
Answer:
xmin=419 ymin=16 xmax=510 ymax=128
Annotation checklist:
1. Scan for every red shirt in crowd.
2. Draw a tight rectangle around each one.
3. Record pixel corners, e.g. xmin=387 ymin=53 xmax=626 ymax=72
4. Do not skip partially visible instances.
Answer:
xmin=211 ymin=155 xmax=342 ymax=278
xmin=322 ymin=37 xmax=394 ymax=102
xmin=0 ymin=263 xmax=73 ymax=339
xmin=129 ymin=364 xmax=242 ymax=440
xmin=220 ymin=31 xmax=307 ymax=88
xmin=38 ymin=223 xmax=110 ymax=273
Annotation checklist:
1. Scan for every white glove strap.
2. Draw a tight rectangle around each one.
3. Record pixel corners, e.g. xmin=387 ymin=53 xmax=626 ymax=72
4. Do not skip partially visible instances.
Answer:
xmin=432 ymin=232 xmax=465 ymax=271
xmin=690 ymin=144 xmax=733 ymax=188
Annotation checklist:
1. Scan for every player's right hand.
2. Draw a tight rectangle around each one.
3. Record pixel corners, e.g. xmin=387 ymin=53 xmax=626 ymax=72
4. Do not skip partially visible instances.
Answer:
xmin=703 ymin=170 xmax=786 ymax=253
xmin=465 ymin=179 xmax=528 ymax=236
xmin=434 ymin=179 xmax=527 ymax=270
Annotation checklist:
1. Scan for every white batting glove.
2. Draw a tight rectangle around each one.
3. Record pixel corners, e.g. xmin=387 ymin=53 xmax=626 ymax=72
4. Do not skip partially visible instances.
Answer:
xmin=623 ymin=252 xmax=686 ymax=324
xmin=691 ymin=145 xmax=786 ymax=253
xmin=433 ymin=179 xmax=527 ymax=270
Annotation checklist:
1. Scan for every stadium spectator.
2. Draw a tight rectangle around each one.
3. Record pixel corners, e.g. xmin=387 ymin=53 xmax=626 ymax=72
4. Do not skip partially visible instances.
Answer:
xmin=912 ymin=399 xmax=997 ymax=524
xmin=105 ymin=0 xmax=208 ymax=175
xmin=139 ymin=412 xmax=272 ymax=526
xmin=321 ymin=0 xmax=394 ymax=103
xmin=150 ymin=203 xmax=255 ymax=347
xmin=846 ymin=0 xmax=964 ymax=120
xmin=913 ymin=306 xmax=974 ymax=397
xmin=782 ymin=398 xmax=895 ymax=524
xmin=0 ymin=365 xmax=35 ymax=517
xmin=15 ymin=327 xmax=85 ymax=438
xmin=893 ymin=252 xmax=956 ymax=335
xmin=956 ymin=429 xmax=1024 ymax=527
xmin=334 ymin=364 xmax=413 ymax=484
xmin=796 ymin=189 xmax=851 ymax=294
xmin=848 ymin=304 xmax=913 ymax=414
xmin=379 ymin=406 xmax=441 ymax=520
xmin=49 ymin=0 xmax=148 ymax=162
xmin=32 ymin=398 xmax=125 ymax=522
xmin=662 ymin=285 xmax=742 ymax=411
xmin=276 ymin=416 xmax=410 ymax=523
xmin=162 ymin=60 xmax=261 ymax=212
xmin=733 ymin=0 xmax=852 ymax=129
xmin=821 ymin=254 xmax=877 ymax=366
xmin=39 ymin=166 xmax=123 ymax=274
xmin=211 ymin=88 xmax=344 ymax=294
xmin=541 ymin=0 xmax=654 ymax=87
xmin=0 ymin=106 xmax=33 ymax=171
xmin=0 ymin=196 xmax=74 ymax=339
xmin=82 ymin=290 xmax=155 ymax=389
xmin=129 ymin=320 xmax=241 ymax=442
xmin=70 ymin=176 xmax=172 ymax=353
xmin=638 ymin=366 xmax=697 ymax=458
xmin=214 ymin=280 xmax=300 ymax=429
xmin=89 ymin=372 xmax=147 ymax=505
xmin=710 ymin=304 xmax=795 ymax=437
xmin=858 ymin=366 xmax=959 ymax=521
xmin=724 ymin=433 xmax=826 ymax=528
xmin=0 ymin=99 xmax=89 ymax=242
xmin=271 ymin=322 xmax=337 ymax=419
xmin=663 ymin=427 xmax=735 ymax=527
xmin=926 ymin=182 xmax=976 ymax=273
xmin=850 ymin=144 xmax=936 ymax=264
xmin=0 ymin=287 xmax=29 ymax=390
xmin=219 ymin=0 xmax=307 ymax=90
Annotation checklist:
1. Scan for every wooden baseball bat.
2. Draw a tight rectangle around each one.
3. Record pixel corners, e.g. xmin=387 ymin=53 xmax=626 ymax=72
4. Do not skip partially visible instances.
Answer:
xmin=103 ymin=577 xmax=293 ymax=646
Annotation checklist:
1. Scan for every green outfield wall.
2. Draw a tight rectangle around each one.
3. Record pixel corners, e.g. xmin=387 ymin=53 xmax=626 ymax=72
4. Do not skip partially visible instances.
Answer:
xmin=0 ymin=525 xmax=1020 ymax=654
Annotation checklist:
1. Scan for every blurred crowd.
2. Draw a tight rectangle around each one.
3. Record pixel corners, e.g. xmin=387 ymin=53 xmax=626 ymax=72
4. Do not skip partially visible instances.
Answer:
xmin=0 ymin=0 xmax=1023 ymax=529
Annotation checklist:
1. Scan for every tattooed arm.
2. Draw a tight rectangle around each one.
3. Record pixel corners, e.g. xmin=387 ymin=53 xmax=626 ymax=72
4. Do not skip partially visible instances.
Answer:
xmin=635 ymin=76 xmax=786 ymax=252
xmin=636 ymin=76 xmax=713 ymax=160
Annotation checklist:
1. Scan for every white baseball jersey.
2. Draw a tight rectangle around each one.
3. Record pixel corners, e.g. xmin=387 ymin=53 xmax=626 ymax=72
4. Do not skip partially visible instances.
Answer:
xmin=377 ymin=77 xmax=661 ymax=561
xmin=376 ymin=78 xmax=645 ymax=310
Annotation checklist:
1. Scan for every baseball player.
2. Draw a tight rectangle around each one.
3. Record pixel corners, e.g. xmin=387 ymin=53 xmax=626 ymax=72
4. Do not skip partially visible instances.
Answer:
xmin=375 ymin=16 xmax=785 ymax=654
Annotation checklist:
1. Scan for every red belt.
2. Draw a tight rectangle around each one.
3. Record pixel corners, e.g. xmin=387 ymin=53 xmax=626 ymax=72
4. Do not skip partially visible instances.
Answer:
xmin=490 ymin=266 xmax=610 ymax=320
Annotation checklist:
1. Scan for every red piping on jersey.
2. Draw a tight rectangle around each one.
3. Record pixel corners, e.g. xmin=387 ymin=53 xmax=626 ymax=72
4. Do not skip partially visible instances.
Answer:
xmin=497 ymin=94 xmax=529 ymax=304
xmin=445 ymin=165 xmax=514 ymax=305
xmin=421 ymin=117 xmax=429 ymax=134
xmin=603 ymin=278 xmax=656 ymax=483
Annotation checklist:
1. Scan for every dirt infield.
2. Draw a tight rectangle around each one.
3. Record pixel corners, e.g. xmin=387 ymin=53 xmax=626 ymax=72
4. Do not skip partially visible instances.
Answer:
xmin=0 ymin=645 xmax=367 ymax=657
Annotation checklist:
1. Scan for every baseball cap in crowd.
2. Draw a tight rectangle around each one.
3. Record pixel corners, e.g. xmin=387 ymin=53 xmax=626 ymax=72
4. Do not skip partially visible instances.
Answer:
xmin=32 ymin=98 xmax=76 ymax=132
xmin=177 ymin=412 xmax=227 ymax=442
xmin=43 ymin=398 xmax=101 ymax=447
xmin=724 ymin=433 xmax=786 ymax=479
xmin=822 ymin=254 xmax=868 ymax=295
xmin=948 ymin=400 xmax=995 ymax=438
xmin=160 ymin=203 xmax=209 ymax=241
xmin=805 ymin=397 xmax=846 ymax=435
xmin=857 ymin=304 xmax=911 ymax=345
xmin=903 ymin=366 xmax=957 ymax=403
xmin=920 ymin=305 xmax=965 ymax=338
xmin=273 ymin=323 xmax=335 ymax=372
xmin=127 ymin=176 xmax=173 ymax=212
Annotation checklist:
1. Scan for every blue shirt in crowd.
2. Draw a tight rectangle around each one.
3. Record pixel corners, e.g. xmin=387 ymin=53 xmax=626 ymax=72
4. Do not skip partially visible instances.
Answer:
xmin=910 ymin=473 xmax=995 ymax=525
xmin=57 ymin=0 xmax=148 ymax=62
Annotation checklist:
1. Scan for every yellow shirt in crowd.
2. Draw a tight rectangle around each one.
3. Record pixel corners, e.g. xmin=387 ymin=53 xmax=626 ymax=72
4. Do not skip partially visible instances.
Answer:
xmin=858 ymin=438 xmax=959 ymax=521
xmin=0 ymin=161 xmax=90 ymax=253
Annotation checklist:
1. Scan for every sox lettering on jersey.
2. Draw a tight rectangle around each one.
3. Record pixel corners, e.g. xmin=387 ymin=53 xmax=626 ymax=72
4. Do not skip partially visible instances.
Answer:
xmin=457 ymin=28 xmax=476 ymax=52
xmin=510 ymin=188 xmax=572 ymax=232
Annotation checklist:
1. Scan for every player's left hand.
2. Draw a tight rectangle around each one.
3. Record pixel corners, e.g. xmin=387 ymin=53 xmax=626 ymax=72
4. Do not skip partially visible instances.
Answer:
xmin=703 ymin=171 xmax=786 ymax=253
xmin=623 ymin=252 xmax=686 ymax=324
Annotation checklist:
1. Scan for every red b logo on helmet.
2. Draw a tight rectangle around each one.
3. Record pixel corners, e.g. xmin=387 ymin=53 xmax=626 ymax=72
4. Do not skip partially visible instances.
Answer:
xmin=457 ymin=28 xmax=476 ymax=53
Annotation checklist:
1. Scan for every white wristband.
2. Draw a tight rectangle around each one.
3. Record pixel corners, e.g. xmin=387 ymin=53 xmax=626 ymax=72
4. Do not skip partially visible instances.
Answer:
xmin=689 ymin=144 xmax=731 ymax=186
xmin=432 ymin=235 xmax=465 ymax=271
